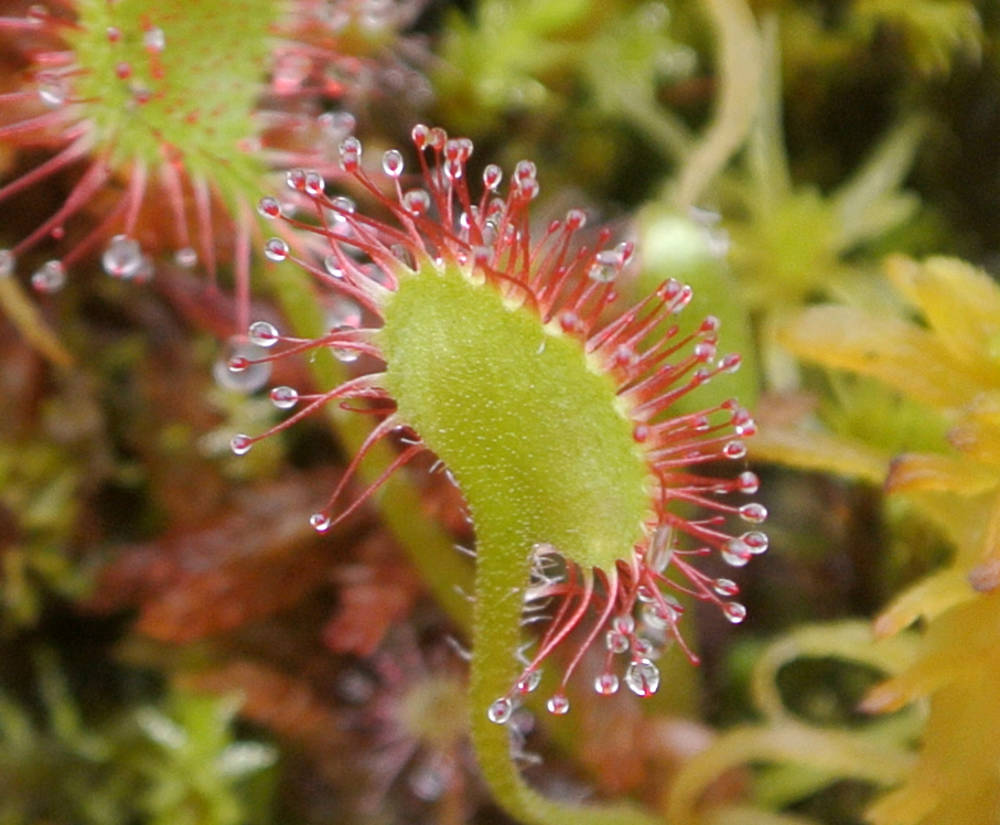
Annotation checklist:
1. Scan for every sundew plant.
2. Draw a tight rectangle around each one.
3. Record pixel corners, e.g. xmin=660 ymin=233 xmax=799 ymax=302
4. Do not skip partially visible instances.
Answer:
xmin=0 ymin=1 xmax=997 ymax=825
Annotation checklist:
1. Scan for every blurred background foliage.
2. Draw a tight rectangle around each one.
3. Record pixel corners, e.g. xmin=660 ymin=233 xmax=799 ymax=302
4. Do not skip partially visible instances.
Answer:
xmin=2 ymin=0 xmax=1000 ymax=822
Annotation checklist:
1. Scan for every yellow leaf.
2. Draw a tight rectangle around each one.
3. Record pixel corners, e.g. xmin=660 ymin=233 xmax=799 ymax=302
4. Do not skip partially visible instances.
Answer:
xmin=886 ymin=255 xmax=1000 ymax=383
xmin=781 ymin=304 xmax=984 ymax=409
xmin=885 ymin=452 xmax=998 ymax=496
xmin=751 ymin=422 xmax=889 ymax=484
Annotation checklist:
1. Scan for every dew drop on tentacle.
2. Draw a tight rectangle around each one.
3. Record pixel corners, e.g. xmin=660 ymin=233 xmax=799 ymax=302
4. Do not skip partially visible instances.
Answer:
xmin=565 ymin=208 xmax=587 ymax=230
xmin=339 ymin=136 xmax=362 ymax=172
xmin=613 ymin=614 xmax=635 ymax=635
xmin=213 ymin=336 xmax=271 ymax=392
xmin=323 ymin=255 xmax=344 ymax=278
xmin=411 ymin=122 xmax=430 ymax=149
xmin=482 ymin=163 xmax=502 ymax=191
xmin=303 ymin=171 xmax=325 ymax=197
xmin=285 ymin=168 xmax=307 ymax=191
xmin=546 ymin=694 xmax=570 ymax=715
xmin=487 ymin=697 xmax=513 ymax=724
xmin=257 ymin=197 xmax=282 ymax=219
xmin=31 ymin=260 xmax=65 ymax=293
xmin=516 ymin=670 xmax=541 ymax=695
xmin=587 ymin=248 xmax=622 ymax=283
xmin=248 ymin=320 xmax=280 ymax=347
xmin=632 ymin=637 xmax=658 ymax=659
xmin=642 ymin=599 xmax=679 ymax=629
xmin=102 ymin=234 xmax=145 ymax=279
xmin=333 ymin=345 xmax=361 ymax=364
xmin=742 ymin=530 xmax=769 ymax=554
xmin=722 ymin=602 xmax=747 ymax=624
xmin=594 ymin=672 xmax=620 ymax=696
xmin=723 ymin=440 xmax=747 ymax=460
xmin=269 ymin=385 xmax=299 ymax=410
xmin=309 ymin=512 xmax=332 ymax=533
xmin=605 ymin=630 xmax=629 ymax=654
xmin=624 ymin=659 xmax=660 ymax=697
xmin=318 ymin=111 xmax=356 ymax=144
xmin=721 ymin=537 xmax=752 ymax=568
xmin=382 ymin=149 xmax=404 ymax=178
xmin=402 ymin=188 xmax=430 ymax=216
xmin=712 ymin=577 xmax=739 ymax=597
xmin=229 ymin=433 xmax=253 ymax=456
xmin=264 ymin=237 xmax=289 ymax=262
xmin=739 ymin=502 xmax=768 ymax=524
xmin=719 ymin=353 xmax=742 ymax=374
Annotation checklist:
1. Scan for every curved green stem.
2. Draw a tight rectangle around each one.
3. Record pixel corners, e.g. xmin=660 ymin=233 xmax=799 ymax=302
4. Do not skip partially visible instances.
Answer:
xmin=0 ymin=277 xmax=74 ymax=368
xmin=618 ymin=94 xmax=692 ymax=163
xmin=469 ymin=527 xmax=663 ymax=825
xmin=667 ymin=722 xmax=914 ymax=825
xmin=671 ymin=0 xmax=762 ymax=210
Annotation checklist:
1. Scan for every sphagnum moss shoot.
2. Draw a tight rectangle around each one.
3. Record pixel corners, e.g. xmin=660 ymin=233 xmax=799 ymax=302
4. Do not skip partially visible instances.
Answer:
xmin=229 ymin=123 xmax=766 ymax=824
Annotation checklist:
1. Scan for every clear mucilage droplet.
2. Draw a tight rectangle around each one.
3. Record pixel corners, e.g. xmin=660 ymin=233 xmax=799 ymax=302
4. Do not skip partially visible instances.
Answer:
xmin=309 ymin=513 xmax=332 ymax=533
xmin=713 ymin=577 xmax=739 ymax=597
xmin=739 ymin=502 xmax=768 ymax=524
xmin=594 ymin=673 xmax=620 ymax=695
xmin=588 ymin=249 xmax=621 ymax=283
xmin=269 ymin=385 xmax=299 ymax=410
xmin=606 ymin=630 xmax=629 ymax=654
xmin=721 ymin=537 xmax=752 ymax=568
xmin=723 ymin=602 xmax=747 ymax=624
xmin=257 ymin=197 xmax=281 ymax=219
xmin=229 ymin=433 xmax=253 ymax=455
xmin=102 ymin=234 xmax=144 ymax=279
xmin=516 ymin=670 xmax=541 ymax=694
xmin=214 ymin=337 xmax=271 ymax=393
xmin=402 ymin=189 xmax=430 ymax=216
xmin=248 ymin=320 xmax=280 ymax=347
xmin=382 ymin=149 xmax=404 ymax=178
xmin=264 ymin=238 xmax=289 ymax=262
xmin=487 ymin=697 xmax=513 ymax=724
xmin=546 ymin=694 xmax=570 ymax=715
xmin=624 ymin=659 xmax=660 ymax=697
xmin=31 ymin=260 xmax=65 ymax=293
xmin=742 ymin=531 xmax=769 ymax=554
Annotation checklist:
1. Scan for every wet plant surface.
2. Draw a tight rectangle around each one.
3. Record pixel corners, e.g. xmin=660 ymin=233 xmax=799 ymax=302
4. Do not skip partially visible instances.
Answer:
xmin=1 ymin=1 xmax=998 ymax=824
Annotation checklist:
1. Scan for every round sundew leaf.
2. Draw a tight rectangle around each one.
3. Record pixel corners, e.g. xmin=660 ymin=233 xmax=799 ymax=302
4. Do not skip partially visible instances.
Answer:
xmin=68 ymin=0 xmax=277 ymax=202
xmin=378 ymin=259 xmax=652 ymax=573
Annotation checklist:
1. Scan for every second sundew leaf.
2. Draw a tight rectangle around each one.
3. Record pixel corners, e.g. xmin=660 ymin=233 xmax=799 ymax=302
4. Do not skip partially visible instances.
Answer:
xmin=69 ymin=0 xmax=276 ymax=191
xmin=379 ymin=260 xmax=650 ymax=572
